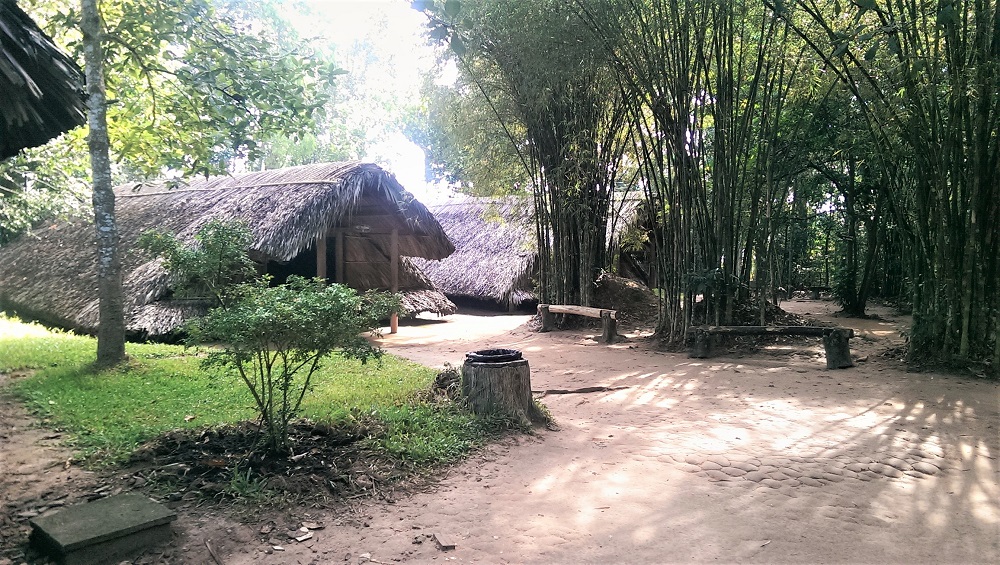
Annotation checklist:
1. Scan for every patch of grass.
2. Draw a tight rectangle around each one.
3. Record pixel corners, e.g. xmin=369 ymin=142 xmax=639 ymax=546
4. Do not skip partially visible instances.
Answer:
xmin=1 ymin=313 xmax=491 ymax=470
xmin=0 ymin=313 xmax=95 ymax=371
xmin=368 ymin=403 xmax=484 ymax=465
xmin=227 ymin=462 xmax=271 ymax=503
xmin=10 ymin=347 xmax=255 ymax=460
xmin=301 ymin=355 xmax=438 ymax=419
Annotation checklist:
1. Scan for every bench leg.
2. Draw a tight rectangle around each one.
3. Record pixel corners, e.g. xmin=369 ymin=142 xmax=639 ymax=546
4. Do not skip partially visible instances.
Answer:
xmin=538 ymin=304 xmax=554 ymax=332
xmin=600 ymin=312 xmax=617 ymax=344
xmin=823 ymin=329 xmax=854 ymax=369
xmin=690 ymin=330 xmax=711 ymax=358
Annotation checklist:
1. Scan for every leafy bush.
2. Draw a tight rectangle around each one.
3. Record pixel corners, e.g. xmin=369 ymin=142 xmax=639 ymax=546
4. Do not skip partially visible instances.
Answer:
xmin=138 ymin=219 xmax=256 ymax=307
xmin=141 ymin=219 xmax=402 ymax=454
xmin=188 ymin=276 xmax=399 ymax=453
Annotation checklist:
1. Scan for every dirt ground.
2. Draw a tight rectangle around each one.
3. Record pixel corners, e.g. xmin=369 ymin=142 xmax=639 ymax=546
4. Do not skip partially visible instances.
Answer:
xmin=2 ymin=299 xmax=998 ymax=564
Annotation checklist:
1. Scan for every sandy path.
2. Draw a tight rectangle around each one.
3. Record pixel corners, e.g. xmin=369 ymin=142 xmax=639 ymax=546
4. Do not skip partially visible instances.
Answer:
xmin=209 ymin=302 xmax=998 ymax=564
xmin=3 ymin=302 xmax=998 ymax=564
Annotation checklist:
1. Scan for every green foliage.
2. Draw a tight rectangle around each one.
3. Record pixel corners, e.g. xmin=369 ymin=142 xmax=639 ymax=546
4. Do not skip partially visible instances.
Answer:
xmin=49 ymin=0 xmax=336 ymax=178
xmin=2 ymin=0 xmax=338 ymax=243
xmin=0 ymin=133 xmax=90 ymax=244
xmin=405 ymin=78 xmax=531 ymax=194
xmin=2 ymin=312 xmax=477 ymax=465
xmin=254 ymin=5 xmax=426 ymax=171
xmin=187 ymin=276 xmax=401 ymax=453
xmin=138 ymin=220 xmax=256 ymax=307
xmin=418 ymin=0 xmax=631 ymax=305
xmin=139 ymin=219 xmax=403 ymax=454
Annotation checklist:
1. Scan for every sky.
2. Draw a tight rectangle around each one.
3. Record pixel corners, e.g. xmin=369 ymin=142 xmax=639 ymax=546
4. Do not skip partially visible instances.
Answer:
xmin=287 ymin=0 xmax=446 ymax=200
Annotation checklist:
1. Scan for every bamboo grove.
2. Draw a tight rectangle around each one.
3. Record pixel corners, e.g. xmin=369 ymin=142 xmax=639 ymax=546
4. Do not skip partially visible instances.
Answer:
xmin=421 ymin=0 xmax=997 ymax=372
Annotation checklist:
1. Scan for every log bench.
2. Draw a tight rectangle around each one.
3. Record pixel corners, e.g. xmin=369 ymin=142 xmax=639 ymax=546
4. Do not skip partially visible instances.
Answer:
xmin=538 ymin=304 xmax=618 ymax=344
xmin=688 ymin=325 xmax=855 ymax=369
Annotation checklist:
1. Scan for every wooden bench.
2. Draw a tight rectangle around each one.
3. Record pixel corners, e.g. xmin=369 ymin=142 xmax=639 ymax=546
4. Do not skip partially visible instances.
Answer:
xmin=538 ymin=304 xmax=618 ymax=344
xmin=688 ymin=325 xmax=855 ymax=369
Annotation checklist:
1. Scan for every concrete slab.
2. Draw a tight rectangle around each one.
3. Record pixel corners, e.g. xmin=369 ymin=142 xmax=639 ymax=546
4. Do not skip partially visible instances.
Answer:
xmin=29 ymin=493 xmax=176 ymax=565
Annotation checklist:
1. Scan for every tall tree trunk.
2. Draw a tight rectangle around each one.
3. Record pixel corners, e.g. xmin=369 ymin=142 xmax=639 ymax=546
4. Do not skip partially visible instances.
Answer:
xmin=82 ymin=0 xmax=126 ymax=366
xmin=855 ymin=193 xmax=883 ymax=314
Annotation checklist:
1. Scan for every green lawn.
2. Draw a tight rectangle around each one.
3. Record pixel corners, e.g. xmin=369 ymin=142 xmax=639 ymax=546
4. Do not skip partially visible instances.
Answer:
xmin=0 ymin=313 xmax=485 ymax=466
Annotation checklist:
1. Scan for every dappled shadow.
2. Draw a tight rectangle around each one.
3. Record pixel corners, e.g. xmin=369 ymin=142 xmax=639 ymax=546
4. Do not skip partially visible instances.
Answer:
xmin=415 ymin=335 xmax=999 ymax=562
xmin=363 ymin=307 xmax=998 ymax=563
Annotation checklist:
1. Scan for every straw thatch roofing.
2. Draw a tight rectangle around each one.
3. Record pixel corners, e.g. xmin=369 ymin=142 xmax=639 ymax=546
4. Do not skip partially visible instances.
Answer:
xmin=411 ymin=192 xmax=646 ymax=309
xmin=1 ymin=0 xmax=85 ymax=159
xmin=0 ymin=162 xmax=455 ymax=337
xmin=411 ymin=196 xmax=536 ymax=309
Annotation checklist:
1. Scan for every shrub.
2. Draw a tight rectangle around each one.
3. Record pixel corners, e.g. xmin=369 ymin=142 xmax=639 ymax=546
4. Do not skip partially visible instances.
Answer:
xmin=138 ymin=219 xmax=256 ymax=307
xmin=187 ymin=276 xmax=399 ymax=454
xmin=141 ymin=219 xmax=402 ymax=454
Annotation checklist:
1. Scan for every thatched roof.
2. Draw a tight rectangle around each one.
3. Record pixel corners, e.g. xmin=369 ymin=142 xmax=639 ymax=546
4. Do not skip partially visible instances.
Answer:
xmin=1 ymin=0 xmax=85 ymax=159
xmin=412 ymin=192 xmax=646 ymax=308
xmin=0 ymin=162 xmax=455 ymax=337
xmin=411 ymin=196 xmax=536 ymax=308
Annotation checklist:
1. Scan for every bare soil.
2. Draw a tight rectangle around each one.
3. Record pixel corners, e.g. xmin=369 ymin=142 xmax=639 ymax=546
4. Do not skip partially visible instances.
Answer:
xmin=2 ymin=299 xmax=998 ymax=565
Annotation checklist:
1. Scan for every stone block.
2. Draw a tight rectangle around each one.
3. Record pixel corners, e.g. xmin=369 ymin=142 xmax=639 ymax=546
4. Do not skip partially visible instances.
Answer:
xmin=29 ymin=493 xmax=176 ymax=565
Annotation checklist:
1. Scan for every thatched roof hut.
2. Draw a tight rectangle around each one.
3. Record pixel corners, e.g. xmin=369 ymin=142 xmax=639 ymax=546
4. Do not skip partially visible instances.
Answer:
xmin=1 ymin=0 xmax=85 ymax=159
xmin=412 ymin=192 xmax=647 ymax=310
xmin=411 ymin=196 xmax=536 ymax=310
xmin=0 ymin=162 xmax=456 ymax=337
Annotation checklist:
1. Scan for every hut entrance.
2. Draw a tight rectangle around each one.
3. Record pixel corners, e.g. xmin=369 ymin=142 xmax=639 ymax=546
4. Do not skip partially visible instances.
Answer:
xmin=262 ymin=231 xmax=402 ymax=333
xmin=266 ymin=242 xmax=320 ymax=285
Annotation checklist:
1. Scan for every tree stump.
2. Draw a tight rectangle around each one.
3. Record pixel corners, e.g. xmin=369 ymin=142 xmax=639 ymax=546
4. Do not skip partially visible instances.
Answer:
xmin=689 ymin=329 xmax=711 ymax=358
xmin=462 ymin=350 xmax=546 ymax=427
xmin=600 ymin=311 xmax=617 ymax=344
xmin=538 ymin=304 xmax=554 ymax=332
xmin=823 ymin=329 xmax=854 ymax=369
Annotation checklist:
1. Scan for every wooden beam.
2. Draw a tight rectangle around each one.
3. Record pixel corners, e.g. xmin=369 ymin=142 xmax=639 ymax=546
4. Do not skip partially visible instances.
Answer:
xmin=316 ymin=235 xmax=327 ymax=280
xmin=335 ymin=230 xmax=344 ymax=284
xmin=542 ymin=304 xmax=616 ymax=320
xmin=690 ymin=325 xmax=853 ymax=338
xmin=390 ymin=228 xmax=399 ymax=334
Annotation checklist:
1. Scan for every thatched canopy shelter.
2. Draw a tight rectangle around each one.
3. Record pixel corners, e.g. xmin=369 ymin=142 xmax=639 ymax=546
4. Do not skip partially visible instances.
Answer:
xmin=411 ymin=196 xmax=536 ymax=310
xmin=0 ymin=161 xmax=456 ymax=337
xmin=1 ymin=0 xmax=85 ymax=159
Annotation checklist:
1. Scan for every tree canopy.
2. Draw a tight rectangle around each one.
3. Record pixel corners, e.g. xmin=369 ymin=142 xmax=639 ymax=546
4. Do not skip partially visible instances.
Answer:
xmin=1 ymin=0 xmax=336 ymax=242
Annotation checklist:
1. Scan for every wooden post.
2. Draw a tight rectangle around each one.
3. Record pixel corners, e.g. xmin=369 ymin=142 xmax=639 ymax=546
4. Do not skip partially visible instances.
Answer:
xmin=600 ymin=310 xmax=617 ymax=344
xmin=823 ymin=329 xmax=854 ymax=369
xmin=315 ymin=235 xmax=327 ymax=280
xmin=390 ymin=228 xmax=398 ymax=334
xmin=335 ymin=231 xmax=344 ymax=284
xmin=538 ymin=304 xmax=554 ymax=332
xmin=461 ymin=357 xmax=545 ymax=427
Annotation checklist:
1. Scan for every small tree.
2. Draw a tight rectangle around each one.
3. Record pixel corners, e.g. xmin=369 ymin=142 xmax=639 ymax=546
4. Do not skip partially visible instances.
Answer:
xmin=141 ymin=220 xmax=400 ymax=454
xmin=188 ymin=277 xmax=399 ymax=454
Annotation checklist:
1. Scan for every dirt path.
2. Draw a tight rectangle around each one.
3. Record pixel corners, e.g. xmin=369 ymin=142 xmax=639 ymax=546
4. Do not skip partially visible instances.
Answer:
xmin=2 ymin=302 xmax=998 ymax=564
